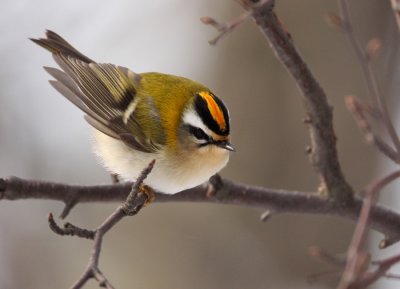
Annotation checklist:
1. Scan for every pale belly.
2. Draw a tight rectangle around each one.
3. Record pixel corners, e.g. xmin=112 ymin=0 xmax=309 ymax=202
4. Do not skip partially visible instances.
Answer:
xmin=91 ymin=130 xmax=230 ymax=194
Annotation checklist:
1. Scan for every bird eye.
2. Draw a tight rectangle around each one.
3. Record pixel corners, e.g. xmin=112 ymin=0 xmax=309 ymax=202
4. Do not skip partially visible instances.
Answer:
xmin=189 ymin=126 xmax=209 ymax=141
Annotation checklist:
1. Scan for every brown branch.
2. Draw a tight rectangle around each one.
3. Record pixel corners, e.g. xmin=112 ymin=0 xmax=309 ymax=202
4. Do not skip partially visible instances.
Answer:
xmin=309 ymin=246 xmax=346 ymax=268
xmin=345 ymin=96 xmax=400 ymax=162
xmin=200 ymin=12 xmax=251 ymax=45
xmin=338 ymin=170 xmax=400 ymax=289
xmin=350 ymin=254 xmax=400 ymax=289
xmin=337 ymin=0 xmax=400 ymax=155
xmin=2 ymin=175 xmax=400 ymax=248
xmin=202 ymin=1 xmax=354 ymax=204
xmin=48 ymin=161 xmax=155 ymax=289
xmin=324 ymin=2 xmax=400 ymax=288
xmin=48 ymin=213 xmax=95 ymax=239
xmin=226 ymin=0 xmax=353 ymax=204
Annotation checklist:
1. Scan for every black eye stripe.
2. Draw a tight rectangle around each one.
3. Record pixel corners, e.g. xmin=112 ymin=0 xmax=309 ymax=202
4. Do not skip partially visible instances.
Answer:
xmin=187 ymin=125 xmax=209 ymax=141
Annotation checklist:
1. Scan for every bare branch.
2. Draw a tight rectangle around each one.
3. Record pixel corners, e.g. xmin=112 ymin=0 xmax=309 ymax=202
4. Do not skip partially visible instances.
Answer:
xmin=121 ymin=159 xmax=155 ymax=215
xmin=351 ymin=254 xmax=400 ymax=289
xmin=2 ymin=175 xmax=400 ymax=248
xmin=345 ymin=96 xmax=400 ymax=162
xmin=338 ymin=170 xmax=400 ymax=289
xmin=201 ymin=12 xmax=251 ymax=45
xmin=60 ymin=198 xmax=78 ymax=219
xmin=241 ymin=0 xmax=354 ymax=204
xmin=48 ymin=213 xmax=95 ymax=239
xmin=337 ymin=0 xmax=400 ymax=154
xmin=309 ymin=246 xmax=346 ymax=268
xmin=63 ymin=161 xmax=154 ymax=289
xmin=70 ymin=209 xmax=125 ymax=289
xmin=202 ymin=0 xmax=354 ymax=204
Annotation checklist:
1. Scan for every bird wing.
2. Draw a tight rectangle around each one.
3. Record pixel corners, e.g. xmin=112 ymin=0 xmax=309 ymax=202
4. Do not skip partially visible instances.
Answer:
xmin=32 ymin=31 xmax=160 ymax=153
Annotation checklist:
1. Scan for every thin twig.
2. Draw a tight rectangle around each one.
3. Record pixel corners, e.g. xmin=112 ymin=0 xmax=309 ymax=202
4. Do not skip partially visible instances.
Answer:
xmin=122 ymin=159 xmax=155 ymax=215
xmin=201 ymin=12 xmax=251 ymax=45
xmin=308 ymin=246 xmax=346 ymax=268
xmin=48 ymin=213 xmax=95 ymax=239
xmin=338 ymin=0 xmax=400 ymax=154
xmin=66 ymin=161 xmax=155 ymax=289
xmin=337 ymin=170 xmax=400 ymax=289
xmin=308 ymin=270 xmax=341 ymax=284
xmin=345 ymin=96 xmax=400 ymax=162
xmin=308 ymin=246 xmax=345 ymax=285
xmin=200 ymin=0 xmax=275 ymax=45
xmin=60 ymin=198 xmax=78 ymax=219
xmin=350 ymin=254 xmax=400 ymax=289
xmin=70 ymin=209 xmax=125 ymax=289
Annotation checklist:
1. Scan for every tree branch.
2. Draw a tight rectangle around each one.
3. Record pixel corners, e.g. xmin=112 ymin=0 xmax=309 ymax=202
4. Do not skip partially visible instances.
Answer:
xmin=338 ymin=170 xmax=400 ymax=289
xmin=1 ymin=175 xmax=400 ymax=248
xmin=248 ymin=1 xmax=355 ymax=204
xmin=202 ymin=0 xmax=354 ymax=204
xmin=345 ymin=96 xmax=400 ymax=163
xmin=337 ymin=0 xmax=400 ymax=155
xmin=63 ymin=160 xmax=154 ymax=289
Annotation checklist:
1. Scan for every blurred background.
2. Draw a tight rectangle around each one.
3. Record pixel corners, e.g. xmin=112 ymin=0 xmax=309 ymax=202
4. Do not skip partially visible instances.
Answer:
xmin=0 ymin=0 xmax=399 ymax=288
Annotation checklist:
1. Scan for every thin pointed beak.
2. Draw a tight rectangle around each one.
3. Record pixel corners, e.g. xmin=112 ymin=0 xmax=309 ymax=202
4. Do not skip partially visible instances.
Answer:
xmin=215 ymin=140 xmax=235 ymax=152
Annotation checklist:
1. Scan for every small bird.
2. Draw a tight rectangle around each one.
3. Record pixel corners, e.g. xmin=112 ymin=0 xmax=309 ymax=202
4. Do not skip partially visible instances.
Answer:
xmin=31 ymin=30 xmax=233 ymax=195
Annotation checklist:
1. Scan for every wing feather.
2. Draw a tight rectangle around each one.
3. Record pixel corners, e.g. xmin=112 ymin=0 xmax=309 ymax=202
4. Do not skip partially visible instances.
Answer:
xmin=32 ymin=30 xmax=162 ymax=153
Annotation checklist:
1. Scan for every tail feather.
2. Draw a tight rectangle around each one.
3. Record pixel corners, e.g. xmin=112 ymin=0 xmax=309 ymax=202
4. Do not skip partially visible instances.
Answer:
xmin=30 ymin=30 xmax=93 ymax=63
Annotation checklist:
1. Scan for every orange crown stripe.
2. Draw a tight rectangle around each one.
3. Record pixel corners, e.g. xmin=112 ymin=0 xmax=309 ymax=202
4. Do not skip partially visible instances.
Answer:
xmin=199 ymin=91 xmax=226 ymax=131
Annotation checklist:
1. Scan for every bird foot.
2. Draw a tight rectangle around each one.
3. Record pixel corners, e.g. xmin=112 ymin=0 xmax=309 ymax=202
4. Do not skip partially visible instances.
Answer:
xmin=140 ymin=184 xmax=155 ymax=205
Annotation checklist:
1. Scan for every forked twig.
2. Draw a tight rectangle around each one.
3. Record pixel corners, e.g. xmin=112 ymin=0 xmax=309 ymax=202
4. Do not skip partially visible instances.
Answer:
xmin=308 ymin=246 xmax=346 ymax=268
xmin=201 ymin=12 xmax=251 ymax=45
xmin=350 ymin=254 xmax=400 ymax=289
xmin=201 ymin=0 xmax=275 ymax=45
xmin=337 ymin=0 xmax=400 ymax=155
xmin=48 ymin=213 xmax=95 ymax=239
xmin=47 ymin=160 xmax=155 ymax=289
xmin=337 ymin=170 xmax=400 ymax=289
xmin=334 ymin=2 xmax=400 ymax=286
xmin=345 ymin=96 xmax=400 ymax=162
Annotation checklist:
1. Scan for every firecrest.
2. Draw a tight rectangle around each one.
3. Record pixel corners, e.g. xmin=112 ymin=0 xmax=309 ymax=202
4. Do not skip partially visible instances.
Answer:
xmin=31 ymin=30 xmax=233 ymax=194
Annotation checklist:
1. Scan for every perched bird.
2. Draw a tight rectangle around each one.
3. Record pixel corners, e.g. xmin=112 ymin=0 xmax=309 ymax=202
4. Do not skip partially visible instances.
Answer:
xmin=31 ymin=30 xmax=233 ymax=195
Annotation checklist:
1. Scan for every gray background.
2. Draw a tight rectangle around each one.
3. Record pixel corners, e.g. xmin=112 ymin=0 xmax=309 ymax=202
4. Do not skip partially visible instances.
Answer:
xmin=0 ymin=0 xmax=399 ymax=288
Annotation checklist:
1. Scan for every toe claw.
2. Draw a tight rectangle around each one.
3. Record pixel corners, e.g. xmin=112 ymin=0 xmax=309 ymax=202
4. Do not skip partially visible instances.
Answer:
xmin=140 ymin=185 xmax=155 ymax=205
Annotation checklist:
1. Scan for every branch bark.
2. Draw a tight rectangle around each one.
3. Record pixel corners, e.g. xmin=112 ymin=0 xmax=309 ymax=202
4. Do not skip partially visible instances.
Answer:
xmin=239 ymin=0 xmax=354 ymax=205
xmin=1 ymin=175 xmax=400 ymax=248
xmin=338 ymin=170 xmax=400 ymax=289
xmin=56 ymin=161 xmax=154 ymax=289
xmin=203 ymin=1 xmax=354 ymax=204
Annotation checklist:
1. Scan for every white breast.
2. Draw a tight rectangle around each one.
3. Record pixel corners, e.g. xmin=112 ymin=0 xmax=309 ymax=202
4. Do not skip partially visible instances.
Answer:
xmin=91 ymin=129 xmax=230 ymax=194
